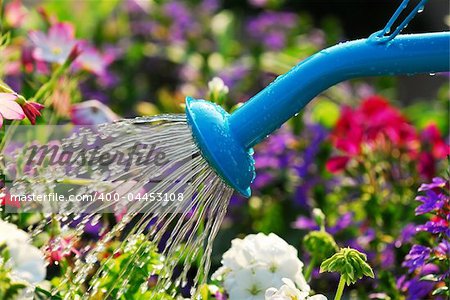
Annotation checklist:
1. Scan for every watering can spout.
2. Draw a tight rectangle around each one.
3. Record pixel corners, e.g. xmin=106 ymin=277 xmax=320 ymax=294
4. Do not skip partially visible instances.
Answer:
xmin=186 ymin=32 xmax=450 ymax=197
xmin=228 ymin=32 xmax=450 ymax=149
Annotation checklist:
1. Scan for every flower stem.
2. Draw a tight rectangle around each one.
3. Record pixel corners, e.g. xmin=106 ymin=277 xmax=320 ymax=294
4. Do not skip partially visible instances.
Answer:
xmin=334 ymin=276 xmax=346 ymax=300
xmin=304 ymin=256 xmax=316 ymax=282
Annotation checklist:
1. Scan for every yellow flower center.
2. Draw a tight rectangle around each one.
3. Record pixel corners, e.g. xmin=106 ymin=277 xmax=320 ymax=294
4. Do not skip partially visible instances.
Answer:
xmin=52 ymin=47 xmax=62 ymax=55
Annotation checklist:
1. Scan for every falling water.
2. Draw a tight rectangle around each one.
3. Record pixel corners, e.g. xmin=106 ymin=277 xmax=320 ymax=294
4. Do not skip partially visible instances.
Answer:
xmin=4 ymin=114 xmax=234 ymax=298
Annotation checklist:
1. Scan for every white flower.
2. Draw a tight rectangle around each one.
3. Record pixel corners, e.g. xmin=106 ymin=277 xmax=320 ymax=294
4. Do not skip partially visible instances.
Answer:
xmin=212 ymin=233 xmax=310 ymax=300
xmin=265 ymin=278 xmax=328 ymax=300
xmin=0 ymin=219 xmax=46 ymax=284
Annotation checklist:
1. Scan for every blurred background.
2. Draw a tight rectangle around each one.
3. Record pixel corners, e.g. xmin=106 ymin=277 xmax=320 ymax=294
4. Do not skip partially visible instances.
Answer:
xmin=10 ymin=0 xmax=449 ymax=117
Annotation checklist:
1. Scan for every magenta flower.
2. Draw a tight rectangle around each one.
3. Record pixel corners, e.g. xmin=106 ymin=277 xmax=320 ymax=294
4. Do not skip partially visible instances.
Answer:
xmin=0 ymin=93 xmax=25 ymax=127
xmin=29 ymin=22 xmax=77 ymax=64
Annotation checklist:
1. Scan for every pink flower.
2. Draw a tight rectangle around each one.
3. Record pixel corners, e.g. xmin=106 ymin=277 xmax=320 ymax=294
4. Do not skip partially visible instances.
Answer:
xmin=0 ymin=93 xmax=25 ymax=128
xmin=22 ymin=101 xmax=45 ymax=125
xmin=76 ymin=43 xmax=107 ymax=75
xmin=70 ymin=100 xmax=119 ymax=125
xmin=29 ymin=22 xmax=77 ymax=64
xmin=74 ymin=42 xmax=116 ymax=76
xmin=45 ymin=237 xmax=80 ymax=264
xmin=4 ymin=0 xmax=27 ymax=28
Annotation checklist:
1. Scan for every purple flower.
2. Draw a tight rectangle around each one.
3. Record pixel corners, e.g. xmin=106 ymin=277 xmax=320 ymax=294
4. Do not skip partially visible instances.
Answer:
xmin=163 ymin=2 xmax=197 ymax=43
xmin=247 ymin=11 xmax=298 ymax=50
xmin=415 ymin=190 xmax=446 ymax=215
xmin=293 ymin=124 xmax=328 ymax=206
xmin=397 ymin=275 xmax=435 ymax=300
xmin=418 ymin=177 xmax=447 ymax=191
xmin=328 ymin=212 xmax=354 ymax=235
xmin=402 ymin=244 xmax=431 ymax=273
xmin=201 ymin=0 xmax=219 ymax=13
xmin=294 ymin=124 xmax=327 ymax=177
xmin=435 ymin=239 xmax=450 ymax=257
xmin=253 ymin=126 xmax=297 ymax=184
xmin=396 ymin=223 xmax=416 ymax=246
xmin=381 ymin=243 xmax=396 ymax=268
xmin=252 ymin=172 xmax=274 ymax=189
xmin=417 ymin=218 xmax=450 ymax=236
xmin=292 ymin=216 xmax=319 ymax=231
xmin=218 ymin=64 xmax=249 ymax=91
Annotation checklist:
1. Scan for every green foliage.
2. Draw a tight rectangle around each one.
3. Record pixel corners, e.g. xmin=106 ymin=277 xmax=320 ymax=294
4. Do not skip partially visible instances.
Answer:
xmin=90 ymin=235 xmax=173 ymax=300
xmin=320 ymin=247 xmax=374 ymax=286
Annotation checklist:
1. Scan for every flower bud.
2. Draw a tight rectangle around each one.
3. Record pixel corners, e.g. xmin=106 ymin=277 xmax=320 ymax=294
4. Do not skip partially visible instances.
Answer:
xmin=303 ymin=230 xmax=338 ymax=261
xmin=320 ymin=247 xmax=374 ymax=286
xmin=208 ymin=77 xmax=229 ymax=105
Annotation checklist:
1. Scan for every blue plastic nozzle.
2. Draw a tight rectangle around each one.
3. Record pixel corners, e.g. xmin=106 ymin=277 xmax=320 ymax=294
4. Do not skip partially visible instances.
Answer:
xmin=186 ymin=32 xmax=450 ymax=197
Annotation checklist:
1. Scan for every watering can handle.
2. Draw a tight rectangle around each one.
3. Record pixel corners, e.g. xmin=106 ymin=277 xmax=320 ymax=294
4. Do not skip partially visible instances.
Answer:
xmin=369 ymin=0 xmax=429 ymax=43
xmin=228 ymin=1 xmax=449 ymax=149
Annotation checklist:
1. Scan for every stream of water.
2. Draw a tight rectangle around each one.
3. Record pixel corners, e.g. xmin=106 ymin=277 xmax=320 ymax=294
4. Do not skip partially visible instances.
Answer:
xmin=5 ymin=115 xmax=234 ymax=299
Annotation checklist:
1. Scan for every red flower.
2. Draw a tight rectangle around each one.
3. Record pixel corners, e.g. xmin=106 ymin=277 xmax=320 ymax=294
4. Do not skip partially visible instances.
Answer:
xmin=22 ymin=101 xmax=45 ymax=125
xmin=418 ymin=124 xmax=449 ymax=179
xmin=326 ymin=156 xmax=350 ymax=173
xmin=421 ymin=124 xmax=450 ymax=159
xmin=0 ymin=191 xmax=21 ymax=208
xmin=327 ymin=95 xmax=419 ymax=172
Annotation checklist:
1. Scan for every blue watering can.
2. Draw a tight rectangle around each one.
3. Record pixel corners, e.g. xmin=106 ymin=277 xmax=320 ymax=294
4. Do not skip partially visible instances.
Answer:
xmin=185 ymin=0 xmax=450 ymax=197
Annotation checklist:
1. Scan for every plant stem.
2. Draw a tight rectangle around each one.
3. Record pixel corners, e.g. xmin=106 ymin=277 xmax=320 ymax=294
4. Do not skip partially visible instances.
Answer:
xmin=334 ymin=276 xmax=346 ymax=300
xmin=304 ymin=256 xmax=316 ymax=282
